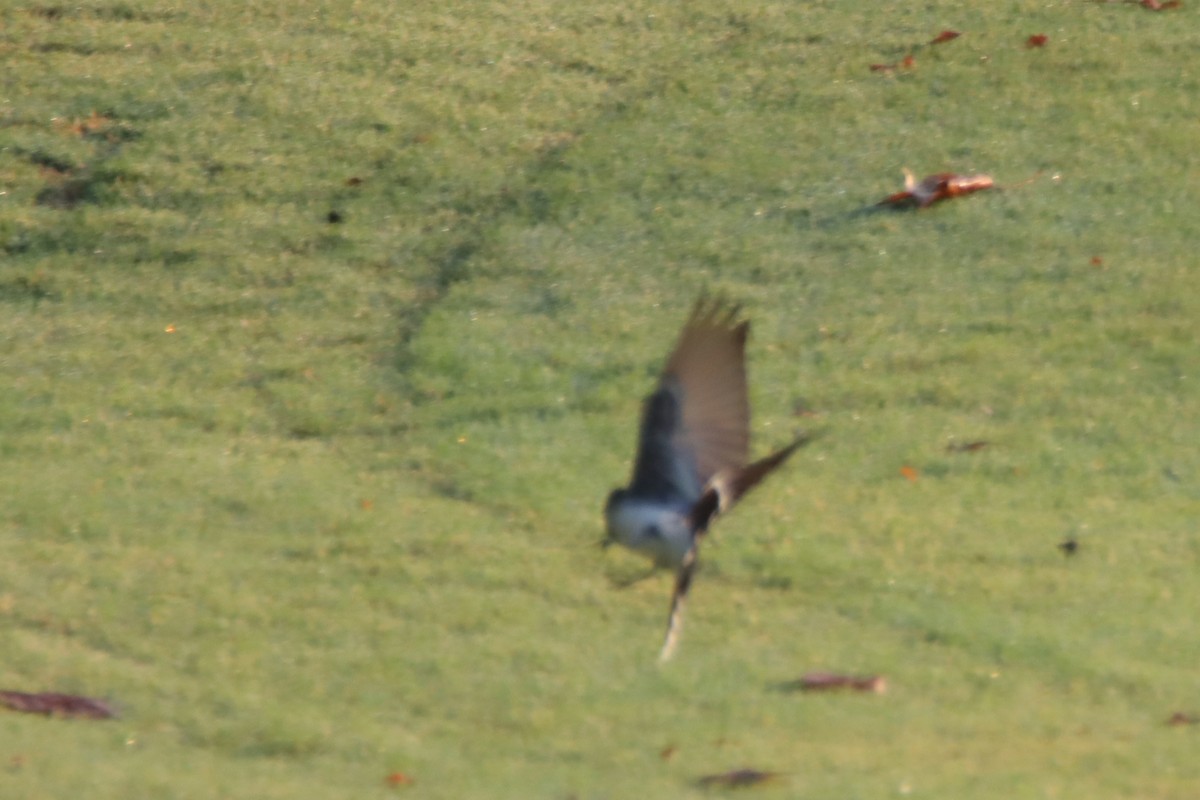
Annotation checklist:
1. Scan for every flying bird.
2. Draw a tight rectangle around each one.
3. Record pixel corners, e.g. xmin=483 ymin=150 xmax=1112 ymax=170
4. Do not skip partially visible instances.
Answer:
xmin=604 ymin=298 xmax=809 ymax=661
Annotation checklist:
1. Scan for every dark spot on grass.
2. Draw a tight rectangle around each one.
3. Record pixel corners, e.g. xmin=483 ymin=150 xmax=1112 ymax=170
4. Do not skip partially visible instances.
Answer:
xmin=326 ymin=210 xmax=343 ymax=224
xmin=25 ymin=150 xmax=76 ymax=173
xmin=27 ymin=4 xmax=179 ymax=22
xmin=36 ymin=167 xmax=123 ymax=209
xmin=0 ymin=275 xmax=59 ymax=305
xmin=31 ymin=41 xmax=99 ymax=56
xmin=28 ymin=5 xmax=67 ymax=19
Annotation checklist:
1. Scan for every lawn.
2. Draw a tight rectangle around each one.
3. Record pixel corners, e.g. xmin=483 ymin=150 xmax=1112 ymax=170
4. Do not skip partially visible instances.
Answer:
xmin=2 ymin=0 xmax=1199 ymax=797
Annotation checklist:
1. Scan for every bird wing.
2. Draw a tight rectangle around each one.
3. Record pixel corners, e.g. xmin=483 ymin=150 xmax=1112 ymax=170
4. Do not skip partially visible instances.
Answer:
xmin=625 ymin=378 xmax=703 ymax=503
xmin=628 ymin=299 xmax=750 ymax=502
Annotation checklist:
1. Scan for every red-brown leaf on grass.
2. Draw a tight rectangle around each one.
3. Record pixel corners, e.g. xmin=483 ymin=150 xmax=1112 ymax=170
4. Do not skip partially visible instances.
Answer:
xmin=1167 ymin=712 xmax=1198 ymax=726
xmin=869 ymin=54 xmax=915 ymax=73
xmin=1090 ymin=256 xmax=1104 ymax=267
xmin=947 ymin=440 xmax=990 ymax=453
xmin=930 ymin=29 xmax=962 ymax=44
xmin=899 ymin=464 xmax=919 ymax=482
xmin=660 ymin=744 xmax=678 ymax=761
xmin=385 ymin=772 xmax=415 ymax=787
xmin=0 ymin=690 xmax=116 ymax=720
xmin=697 ymin=768 xmax=782 ymax=789
xmin=786 ymin=672 xmax=888 ymax=694
xmin=1026 ymin=34 xmax=1048 ymax=48
xmin=878 ymin=169 xmax=995 ymax=209
xmin=1139 ymin=0 xmax=1181 ymax=10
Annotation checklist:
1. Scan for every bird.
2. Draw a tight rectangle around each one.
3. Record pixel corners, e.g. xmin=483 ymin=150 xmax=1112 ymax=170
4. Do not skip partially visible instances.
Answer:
xmin=603 ymin=297 xmax=810 ymax=661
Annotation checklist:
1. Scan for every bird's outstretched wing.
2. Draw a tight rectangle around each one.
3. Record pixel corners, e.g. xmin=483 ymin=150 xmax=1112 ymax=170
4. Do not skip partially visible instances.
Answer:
xmin=628 ymin=299 xmax=750 ymax=503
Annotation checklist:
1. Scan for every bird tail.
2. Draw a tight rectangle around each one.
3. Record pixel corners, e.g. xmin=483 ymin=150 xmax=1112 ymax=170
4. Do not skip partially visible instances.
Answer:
xmin=729 ymin=430 xmax=817 ymax=501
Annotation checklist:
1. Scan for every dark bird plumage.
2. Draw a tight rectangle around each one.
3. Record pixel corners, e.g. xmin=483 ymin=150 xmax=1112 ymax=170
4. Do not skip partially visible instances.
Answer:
xmin=604 ymin=298 xmax=810 ymax=660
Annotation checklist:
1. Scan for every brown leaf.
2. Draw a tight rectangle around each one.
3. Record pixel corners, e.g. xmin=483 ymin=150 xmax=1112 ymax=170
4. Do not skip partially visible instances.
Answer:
xmin=1140 ymin=0 xmax=1181 ymax=10
xmin=947 ymin=440 xmax=990 ymax=453
xmin=385 ymin=771 xmax=415 ymax=787
xmin=697 ymin=768 xmax=782 ymax=789
xmin=878 ymin=169 xmax=995 ymax=209
xmin=930 ymin=30 xmax=962 ymax=45
xmin=0 ymin=690 xmax=116 ymax=720
xmin=899 ymin=465 xmax=919 ymax=482
xmin=786 ymin=672 xmax=887 ymax=693
xmin=1167 ymin=712 xmax=1197 ymax=726
xmin=870 ymin=54 xmax=915 ymax=73
xmin=1026 ymin=34 xmax=1048 ymax=48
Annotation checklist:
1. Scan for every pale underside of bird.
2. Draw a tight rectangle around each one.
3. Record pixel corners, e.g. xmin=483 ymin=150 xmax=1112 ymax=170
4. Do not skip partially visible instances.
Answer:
xmin=604 ymin=298 xmax=809 ymax=661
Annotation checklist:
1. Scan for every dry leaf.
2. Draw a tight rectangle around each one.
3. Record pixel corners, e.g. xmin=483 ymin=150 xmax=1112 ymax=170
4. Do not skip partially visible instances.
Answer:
xmin=697 ymin=768 xmax=781 ymax=789
xmin=900 ymin=465 xmax=919 ymax=482
xmin=1167 ymin=712 xmax=1197 ymax=726
xmin=787 ymin=672 xmax=887 ymax=693
xmin=878 ymin=169 xmax=995 ymax=209
xmin=870 ymin=54 xmax=915 ymax=73
xmin=930 ymin=30 xmax=962 ymax=44
xmin=1139 ymin=0 xmax=1181 ymax=9
xmin=1026 ymin=34 xmax=1048 ymax=48
xmin=947 ymin=440 xmax=990 ymax=453
xmin=385 ymin=772 xmax=415 ymax=787
xmin=0 ymin=690 xmax=116 ymax=720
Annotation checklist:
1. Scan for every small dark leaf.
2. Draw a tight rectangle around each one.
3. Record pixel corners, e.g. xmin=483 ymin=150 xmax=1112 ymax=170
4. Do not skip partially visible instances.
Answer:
xmin=930 ymin=30 xmax=962 ymax=44
xmin=784 ymin=672 xmax=887 ymax=693
xmin=697 ymin=768 xmax=781 ymax=789
xmin=947 ymin=440 xmax=990 ymax=453
xmin=0 ymin=690 xmax=116 ymax=720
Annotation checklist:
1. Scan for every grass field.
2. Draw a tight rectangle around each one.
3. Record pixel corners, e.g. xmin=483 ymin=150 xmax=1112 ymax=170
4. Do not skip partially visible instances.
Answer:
xmin=2 ymin=0 xmax=1199 ymax=797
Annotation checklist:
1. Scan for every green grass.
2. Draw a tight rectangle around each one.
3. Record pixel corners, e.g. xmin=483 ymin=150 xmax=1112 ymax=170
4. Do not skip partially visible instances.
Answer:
xmin=3 ymin=0 xmax=1199 ymax=796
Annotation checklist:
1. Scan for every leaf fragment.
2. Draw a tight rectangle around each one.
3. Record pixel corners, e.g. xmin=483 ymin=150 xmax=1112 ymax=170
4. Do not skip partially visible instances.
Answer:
xmin=786 ymin=672 xmax=888 ymax=693
xmin=0 ymin=690 xmax=116 ymax=720
xmin=697 ymin=768 xmax=782 ymax=789
xmin=878 ymin=169 xmax=995 ymax=209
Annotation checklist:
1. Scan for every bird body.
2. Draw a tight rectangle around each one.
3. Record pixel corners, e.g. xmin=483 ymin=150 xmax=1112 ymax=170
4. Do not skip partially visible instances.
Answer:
xmin=604 ymin=298 xmax=808 ymax=660
xmin=604 ymin=490 xmax=695 ymax=569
